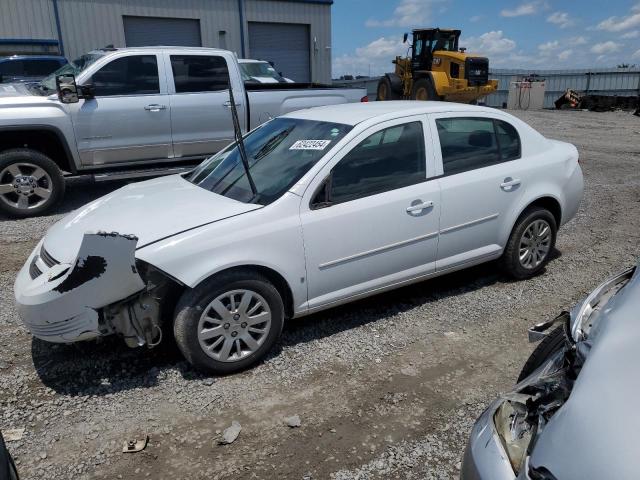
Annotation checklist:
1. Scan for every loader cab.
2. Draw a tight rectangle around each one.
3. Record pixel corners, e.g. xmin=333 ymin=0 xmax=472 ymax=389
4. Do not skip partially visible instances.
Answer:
xmin=409 ymin=28 xmax=461 ymax=72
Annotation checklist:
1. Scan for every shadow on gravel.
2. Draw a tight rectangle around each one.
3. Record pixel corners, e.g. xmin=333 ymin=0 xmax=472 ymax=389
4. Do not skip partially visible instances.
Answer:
xmin=32 ymin=249 xmax=561 ymax=396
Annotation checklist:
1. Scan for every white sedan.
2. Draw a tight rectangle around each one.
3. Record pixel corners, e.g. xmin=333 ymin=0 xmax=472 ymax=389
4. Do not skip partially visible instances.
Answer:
xmin=14 ymin=102 xmax=583 ymax=374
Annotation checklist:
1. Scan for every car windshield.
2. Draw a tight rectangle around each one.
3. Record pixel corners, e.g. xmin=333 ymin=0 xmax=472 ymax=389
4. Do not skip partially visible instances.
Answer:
xmin=240 ymin=62 xmax=283 ymax=81
xmin=36 ymin=52 xmax=104 ymax=93
xmin=188 ymin=118 xmax=352 ymax=205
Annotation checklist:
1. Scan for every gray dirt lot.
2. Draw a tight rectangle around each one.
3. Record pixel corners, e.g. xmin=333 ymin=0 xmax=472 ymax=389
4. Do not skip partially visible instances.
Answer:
xmin=1 ymin=110 xmax=639 ymax=480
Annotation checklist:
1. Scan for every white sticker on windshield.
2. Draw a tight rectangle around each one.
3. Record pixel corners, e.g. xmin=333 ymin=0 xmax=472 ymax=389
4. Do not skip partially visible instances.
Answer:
xmin=289 ymin=140 xmax=331 ymax=151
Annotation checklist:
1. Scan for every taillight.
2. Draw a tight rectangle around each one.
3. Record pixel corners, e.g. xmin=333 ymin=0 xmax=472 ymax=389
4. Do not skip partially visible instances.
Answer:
xmin=360 ymin=95 xmax=369 ymax=102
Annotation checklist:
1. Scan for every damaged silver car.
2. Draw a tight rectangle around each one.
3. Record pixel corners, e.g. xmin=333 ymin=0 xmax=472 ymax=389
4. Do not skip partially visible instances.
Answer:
xmin=461 ymin=262 xmax=639 ymax=479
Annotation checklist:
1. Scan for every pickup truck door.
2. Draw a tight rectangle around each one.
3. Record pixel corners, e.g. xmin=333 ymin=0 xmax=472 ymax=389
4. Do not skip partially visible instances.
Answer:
xmin=300 ymin=116 xmax=441 ymax=311
xmin=165 ymin=53 xmax=247 ymax=159
xmin=68 ymin=53 xmax=172 ymax=166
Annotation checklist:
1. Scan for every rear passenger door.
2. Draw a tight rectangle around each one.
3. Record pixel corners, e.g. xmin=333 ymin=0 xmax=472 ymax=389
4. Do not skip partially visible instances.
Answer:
xmin=429 ymin=114 xmax=526 ymax=271
xmin=167 ymin=54 xmax=247 ymax=159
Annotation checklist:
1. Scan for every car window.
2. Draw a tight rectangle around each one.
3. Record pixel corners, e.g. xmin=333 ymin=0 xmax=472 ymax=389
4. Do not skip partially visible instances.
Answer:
xmin=188 ymin=118 xmax=352 ymax=205
xmin=0 ymin=60 xmax=23 ymax=77
xmin=495 ymin=120 xmax=521 ymax=161
xmin=329 ymin=121 xmax=426 ymax=205
xmin=24 ymin=60 xmax=64 ymax=76
xmin=91 ymin=55 xmax=159 ymax=96
xmin=436 ymin=117 xmax=501 ymax=176
xmin=171 ymin=55 xmax=229 ymax=93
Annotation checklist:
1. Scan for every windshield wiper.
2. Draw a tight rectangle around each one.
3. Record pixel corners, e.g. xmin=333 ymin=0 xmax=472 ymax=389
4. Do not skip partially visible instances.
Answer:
xmin=252 ymin=127 xmax=293 ymax=161
xmin=227 ymin=84 xmax=258 ymax=201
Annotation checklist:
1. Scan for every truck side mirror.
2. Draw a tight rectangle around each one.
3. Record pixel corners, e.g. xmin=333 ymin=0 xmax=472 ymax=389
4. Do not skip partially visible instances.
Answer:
xmin=56 ymin=74 xmax=79 ymax=104
xmin=403 ymin=32 xmax=409 ymax=43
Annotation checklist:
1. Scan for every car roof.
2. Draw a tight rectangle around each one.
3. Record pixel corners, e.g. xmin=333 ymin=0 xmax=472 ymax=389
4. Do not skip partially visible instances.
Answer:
xmin=93 ymin=46 xmax=231 ymax=55
xmin=282 ymin=101 xmax=500 ymax=126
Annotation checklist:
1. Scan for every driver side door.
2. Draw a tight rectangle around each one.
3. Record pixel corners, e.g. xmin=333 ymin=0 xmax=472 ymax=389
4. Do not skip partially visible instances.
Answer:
xmin=68 ymin=53 xmax=173 ymax=166
xmin=299 ymin=116 xmax=441 ymax=311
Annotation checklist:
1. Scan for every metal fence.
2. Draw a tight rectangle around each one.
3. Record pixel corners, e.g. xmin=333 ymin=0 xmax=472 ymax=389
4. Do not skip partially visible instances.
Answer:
xmin=334 ymin=68 xmax=640 ymax=109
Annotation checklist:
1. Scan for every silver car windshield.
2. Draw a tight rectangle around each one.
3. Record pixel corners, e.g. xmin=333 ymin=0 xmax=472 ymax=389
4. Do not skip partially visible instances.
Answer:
xmin=36 ymin=52 xmax=104 ymax=93
xmin=240 ymin=62 xmax=285 ymax=82
xmin=188 ymin=118 xmax=352 ymax=205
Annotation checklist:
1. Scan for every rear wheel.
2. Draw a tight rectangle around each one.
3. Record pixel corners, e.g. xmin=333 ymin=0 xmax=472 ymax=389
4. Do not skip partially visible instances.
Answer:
xmin=0 ymin=148 xmax=65 ymax=218
xmin=501 ymin=207 xmax=557 ymax=279
xmin=173 ymin=271 xmax=285 ymax=374
xmin=517 ymin=326 xmax=566 ymax=382
xmin=376 ymin=76 xmax=400 ymax=101
xmin=411 ymin=78 xmax=438 ymax=101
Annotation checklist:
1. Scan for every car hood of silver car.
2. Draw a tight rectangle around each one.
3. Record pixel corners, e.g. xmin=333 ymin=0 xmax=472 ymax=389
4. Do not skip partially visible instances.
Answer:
xmin=529 ymin=263 xmax=640 ymax=478
xmin=43 ymin=174 xmax=261 ymax=263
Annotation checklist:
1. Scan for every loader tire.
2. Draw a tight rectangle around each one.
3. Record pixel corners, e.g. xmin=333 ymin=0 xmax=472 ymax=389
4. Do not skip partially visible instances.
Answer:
xmin=411 ymin=78 xmax=439 ymax=101
xmin=377 ymin=76 xmax=400 ymax=101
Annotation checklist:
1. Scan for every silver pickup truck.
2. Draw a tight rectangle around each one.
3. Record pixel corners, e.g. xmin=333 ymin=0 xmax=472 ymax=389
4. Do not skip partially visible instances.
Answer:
xmin=0 ymin=46 xmax=367 ymax=217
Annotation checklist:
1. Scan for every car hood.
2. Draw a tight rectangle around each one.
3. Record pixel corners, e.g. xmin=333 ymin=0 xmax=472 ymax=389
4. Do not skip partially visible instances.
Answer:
xmin=43 ymin=175 xmax=262 ymax=263
xmin=529 ymin=265 xmax=640 ymax=478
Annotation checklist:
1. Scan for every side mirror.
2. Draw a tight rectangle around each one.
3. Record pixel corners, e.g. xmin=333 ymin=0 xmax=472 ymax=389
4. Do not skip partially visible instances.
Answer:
xmin=403 ymin=32 xmax=409 ymax=43
xmin=56 ymin=74 xmax=79 ymax=104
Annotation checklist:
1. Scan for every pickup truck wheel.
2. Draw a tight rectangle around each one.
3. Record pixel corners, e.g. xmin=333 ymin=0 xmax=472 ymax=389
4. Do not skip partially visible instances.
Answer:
xmin=173 ymin=272 xmax=284 ymax=375
xmin=0 ymin=149 xmax=65 ymax=218
xmin=501 ymin=207 xmax=557 ymax=279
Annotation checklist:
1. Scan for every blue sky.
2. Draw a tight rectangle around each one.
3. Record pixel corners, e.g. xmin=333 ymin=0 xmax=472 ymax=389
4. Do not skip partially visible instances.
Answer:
xmin=332 ymin=0 xmax=640 ymax=76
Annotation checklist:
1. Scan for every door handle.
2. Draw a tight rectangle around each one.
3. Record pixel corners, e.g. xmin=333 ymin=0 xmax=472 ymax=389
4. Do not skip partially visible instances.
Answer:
xmin=144 ymin=104 xmax=167 ymax=112
xmin=406 ymin=200 xmax=434 ymax=213
xmin=223 ymin=101 xmax=241 ymax=108
xmin=500 ymin=178 xmax=521 ymax=190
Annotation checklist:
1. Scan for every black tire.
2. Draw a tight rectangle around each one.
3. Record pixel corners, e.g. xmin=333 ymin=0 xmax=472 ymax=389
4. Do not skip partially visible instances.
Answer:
xmin=517 ymin=326 xmax=566 ymax=382
xmin=376 ymin=76 xmax=400 ymax=101
xmin=500 ymin=206 xmax=557 ymax=279
xmin=411 ymin=78 xmax=439 ymax=101
xmin=173 ymin=271 xmax=285 ymax=375
xmin=0 ymin=148 xmax=65 ymax=218
xmin=0 ymin=431 xmax=19 ymax=480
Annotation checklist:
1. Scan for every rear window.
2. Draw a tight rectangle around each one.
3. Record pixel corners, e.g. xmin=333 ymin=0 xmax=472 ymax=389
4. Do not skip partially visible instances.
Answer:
xmin=171 ymin=55 xmax=229 ymax=93
xmin=24 ymin=59 xmax=63 ymax=76
xmin=0 ymin=60 xmax=24 ymax=77
xmin=436 ymin=117 xmax=521 ymax=176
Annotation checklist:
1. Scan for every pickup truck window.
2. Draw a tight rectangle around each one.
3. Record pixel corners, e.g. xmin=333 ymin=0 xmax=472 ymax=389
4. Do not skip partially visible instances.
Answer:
xmin=92 ymin=55 xmax=160 ymax=96
xmin=170 ymin=55 xmax=229 ymax=93
xmin=330 ymin=121 xmax=426 ymax=204
xmin=188 ymin=118 xmax=352 ymax=205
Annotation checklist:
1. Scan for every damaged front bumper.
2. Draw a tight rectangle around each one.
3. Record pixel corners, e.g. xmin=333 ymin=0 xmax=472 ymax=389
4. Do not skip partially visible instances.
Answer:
xmin=14 ymin=232 xmax=146 ymax=343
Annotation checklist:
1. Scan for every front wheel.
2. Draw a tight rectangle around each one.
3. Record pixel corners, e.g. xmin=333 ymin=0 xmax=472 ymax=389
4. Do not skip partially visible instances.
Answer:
xmin=0 ymin=148 xmax=65 ymax=218
xmin=376 ymin=76 xmax=400 ymax=101
xmin=173 ymin=271 xmax=285 ymax=374
xmin=501 ymin=207 xmax=557 ymax=279
xmin=517 ymin=326 xmax=566 ymax=382
xmin=411 ymin=78 xmax=439 ymax=101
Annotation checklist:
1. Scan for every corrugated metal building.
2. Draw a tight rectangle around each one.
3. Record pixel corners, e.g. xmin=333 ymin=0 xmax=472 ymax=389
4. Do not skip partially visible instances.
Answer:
xmin=0 ymin=0 xmax=333 ymax=83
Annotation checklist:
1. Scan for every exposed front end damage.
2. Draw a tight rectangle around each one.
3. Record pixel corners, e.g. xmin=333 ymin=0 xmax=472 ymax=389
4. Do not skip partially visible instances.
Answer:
xmin=462 ymin=265 xmax=638 ymax=480
xmin=14 ymin=232 xmax=178 ymax=348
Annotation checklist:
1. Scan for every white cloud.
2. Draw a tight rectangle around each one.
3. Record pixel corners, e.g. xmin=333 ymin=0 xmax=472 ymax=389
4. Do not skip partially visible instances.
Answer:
xmin=538 ymin=40 xmax=560 ymax=54
xmin=500 ymin=2 xmax=539 ymax=17
xmin=365 ymin=0 xmax=446 ymax=28
xmin=633 ymin=49 xmax=640 ymax=59
xmin=622 ymin=30 xmax=639 ymax=38
xmin=597 ymin=12 xmax=640 ymax=31
xmin=462 ymin=31 xmax=517 ymax=55
xmin=557 ymin=49 xmax=573 ymax=61
xmin=590 ymin=41 xmax=622 ymax=54
xmin=547 ymin=11 xmax=574 ymax=29
xmin=332 ymin=37 xmax=406 ymax=77
xmin=569 ymin=36 xmax=588 ymax=45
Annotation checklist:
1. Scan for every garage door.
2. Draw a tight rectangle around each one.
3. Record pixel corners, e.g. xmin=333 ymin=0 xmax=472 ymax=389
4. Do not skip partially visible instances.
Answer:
xmin=248 ymin=22 xmax=310 ymax=83
xmin=123 ymin=16 xmax=202 ymax=47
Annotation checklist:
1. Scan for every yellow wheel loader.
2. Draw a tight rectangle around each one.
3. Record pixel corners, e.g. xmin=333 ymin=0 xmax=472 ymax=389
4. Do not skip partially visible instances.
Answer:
xmin=376 ymin=28 xmax=498 ymax=103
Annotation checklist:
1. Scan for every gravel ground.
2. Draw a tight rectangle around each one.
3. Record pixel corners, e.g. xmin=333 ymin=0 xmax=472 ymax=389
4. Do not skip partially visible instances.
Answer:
xmin=1 ymin=110 xmax=639 ymax=480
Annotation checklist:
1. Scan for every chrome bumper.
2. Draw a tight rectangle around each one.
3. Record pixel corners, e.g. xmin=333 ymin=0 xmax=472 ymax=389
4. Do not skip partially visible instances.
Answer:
xmin=14 ymin=233 xmax=145 ymax=343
